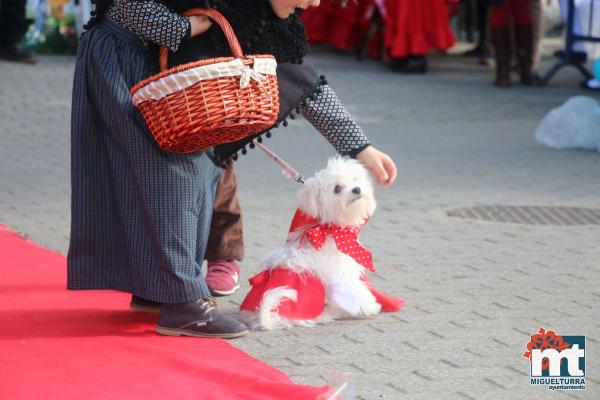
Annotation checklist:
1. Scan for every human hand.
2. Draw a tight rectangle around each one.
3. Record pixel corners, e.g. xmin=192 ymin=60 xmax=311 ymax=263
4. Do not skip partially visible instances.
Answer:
xmin=189 ymin=15 xmax=212 ymax=37
xmin=355 ymin=146 xmax=397 ymax=188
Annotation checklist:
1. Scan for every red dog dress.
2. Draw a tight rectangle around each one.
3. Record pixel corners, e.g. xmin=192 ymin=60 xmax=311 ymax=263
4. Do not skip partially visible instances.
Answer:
xmin=240 ymin=209 xmax=404 ymax=319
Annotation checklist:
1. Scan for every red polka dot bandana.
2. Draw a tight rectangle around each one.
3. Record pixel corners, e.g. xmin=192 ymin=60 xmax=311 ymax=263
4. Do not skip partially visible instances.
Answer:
xmin=301 ymin=222 xmax=374 ymax=272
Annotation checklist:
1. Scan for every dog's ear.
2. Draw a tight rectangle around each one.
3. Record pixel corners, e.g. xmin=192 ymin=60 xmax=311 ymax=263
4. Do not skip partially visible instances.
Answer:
xmin=297 ymin=177 xmax=320 ymax=218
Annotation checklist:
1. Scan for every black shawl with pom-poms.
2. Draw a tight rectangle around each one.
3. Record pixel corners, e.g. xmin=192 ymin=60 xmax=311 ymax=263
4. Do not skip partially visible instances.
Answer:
xmin=166 ymin=0 xmax=308 ymax=64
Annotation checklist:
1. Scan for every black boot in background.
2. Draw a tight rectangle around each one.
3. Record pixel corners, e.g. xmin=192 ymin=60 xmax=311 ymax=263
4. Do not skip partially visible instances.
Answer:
xmin=491 ymin=27 xmax=511 ymax=87
xmin=0 ymin=0 xmax=37 ymax=64
xmin=515 ymin=24 xmax=541 ymax=86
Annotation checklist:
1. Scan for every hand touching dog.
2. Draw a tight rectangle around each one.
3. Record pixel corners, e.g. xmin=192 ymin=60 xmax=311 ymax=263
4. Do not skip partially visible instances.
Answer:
xmin=356 ymin=146 xmax=397 ymax=188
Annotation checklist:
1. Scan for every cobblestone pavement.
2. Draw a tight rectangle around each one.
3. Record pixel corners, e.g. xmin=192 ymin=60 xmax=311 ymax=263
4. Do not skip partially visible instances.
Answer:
xmin=1 ymin=42 xmax=599 ymax=399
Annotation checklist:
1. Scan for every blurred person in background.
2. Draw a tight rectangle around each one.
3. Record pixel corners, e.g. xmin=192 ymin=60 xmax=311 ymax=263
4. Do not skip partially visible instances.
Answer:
xmin=489 ymin=0 xmax=540 ymax=87
xmin=0 ymin=0 xmax=37 ymax=63
xmin=462 ymin=0 xmax=491 ymax=60
xmin=386 ymin=0 xmax=458 ymax=73
xmin=300 ymin=0 xmax=372 ymax=51
xmin=302 ymin=0 xmax=457 ymax=73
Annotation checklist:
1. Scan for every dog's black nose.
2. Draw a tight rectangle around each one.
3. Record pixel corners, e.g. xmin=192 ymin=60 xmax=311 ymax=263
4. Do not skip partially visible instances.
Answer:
xmin=352 ymin=187 xmax=361 ymax=195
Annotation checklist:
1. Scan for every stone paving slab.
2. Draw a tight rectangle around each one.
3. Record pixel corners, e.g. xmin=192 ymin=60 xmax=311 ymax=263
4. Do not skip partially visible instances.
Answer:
xmin=1 ymin=43 xmax=600 ymax=399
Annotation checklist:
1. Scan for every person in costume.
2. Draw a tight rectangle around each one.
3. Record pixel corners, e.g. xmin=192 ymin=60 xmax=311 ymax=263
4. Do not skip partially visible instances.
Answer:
xmin=68 ymin=0 xmax=398 ymax=339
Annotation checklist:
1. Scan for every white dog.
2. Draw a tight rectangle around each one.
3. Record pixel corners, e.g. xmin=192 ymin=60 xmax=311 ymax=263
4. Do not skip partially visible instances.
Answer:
xmin=239 ymin=157 xmax=403 ymax=330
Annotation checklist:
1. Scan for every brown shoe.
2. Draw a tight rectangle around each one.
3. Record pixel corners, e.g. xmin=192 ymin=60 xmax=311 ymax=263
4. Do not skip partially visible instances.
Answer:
xmin=156 ymin=298 xmax=249 ymax=339
xmin=491 ymin=27 xmax=511 ymax=88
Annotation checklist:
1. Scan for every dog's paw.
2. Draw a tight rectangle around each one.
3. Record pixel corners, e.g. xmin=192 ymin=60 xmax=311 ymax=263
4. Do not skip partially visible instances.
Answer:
xmin=360 ymin=299 xmax=382 ymax=316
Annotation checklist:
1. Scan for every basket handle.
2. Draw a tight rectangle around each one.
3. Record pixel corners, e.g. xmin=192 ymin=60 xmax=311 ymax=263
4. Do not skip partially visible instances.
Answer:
xmin=159 ymin=8 xmax=244 ymax=72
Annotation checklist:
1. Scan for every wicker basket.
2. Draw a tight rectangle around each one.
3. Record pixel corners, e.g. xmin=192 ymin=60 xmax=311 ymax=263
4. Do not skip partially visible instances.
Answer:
xmin=130 ymin=8 xmax=279 ymax=154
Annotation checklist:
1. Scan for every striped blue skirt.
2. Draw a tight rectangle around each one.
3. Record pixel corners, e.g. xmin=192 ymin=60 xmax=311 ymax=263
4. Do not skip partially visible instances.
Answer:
xmin=67 ymin=18 xmax=220 ymax=303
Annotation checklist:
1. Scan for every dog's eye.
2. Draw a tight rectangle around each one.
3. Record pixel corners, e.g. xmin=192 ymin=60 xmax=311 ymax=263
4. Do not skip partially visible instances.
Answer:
xmin=334 ymin=185 xmax=343 ymax=194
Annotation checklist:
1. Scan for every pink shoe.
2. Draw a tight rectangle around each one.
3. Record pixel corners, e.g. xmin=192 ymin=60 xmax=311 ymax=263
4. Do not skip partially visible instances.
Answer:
xmin=206 ymin=260 xmax=241 ymax=296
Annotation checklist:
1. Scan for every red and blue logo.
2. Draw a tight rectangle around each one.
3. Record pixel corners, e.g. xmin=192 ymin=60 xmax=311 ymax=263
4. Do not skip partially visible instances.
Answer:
xmin=523 ymin=327 xmax=586 ymax=390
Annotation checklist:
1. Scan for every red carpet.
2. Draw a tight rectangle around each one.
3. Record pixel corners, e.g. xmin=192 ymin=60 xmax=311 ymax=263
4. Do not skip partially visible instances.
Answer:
xmin=0 ymin=225 xmax=331 ymax=399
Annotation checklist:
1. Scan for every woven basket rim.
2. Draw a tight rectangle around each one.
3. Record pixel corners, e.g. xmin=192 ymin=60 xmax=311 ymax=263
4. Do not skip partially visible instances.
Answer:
xmin=130 ymin=54 xmax=276 ymax=96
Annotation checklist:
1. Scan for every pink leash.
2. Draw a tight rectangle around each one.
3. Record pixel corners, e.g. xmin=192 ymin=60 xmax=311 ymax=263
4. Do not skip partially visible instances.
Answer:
xmin=252 ymin=138 xmax=305 ymax=184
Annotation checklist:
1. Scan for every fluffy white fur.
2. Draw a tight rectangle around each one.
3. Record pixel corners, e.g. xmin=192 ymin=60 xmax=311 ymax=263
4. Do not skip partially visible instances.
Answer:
xmin=240 ymin=157 xmax=382 ymax=330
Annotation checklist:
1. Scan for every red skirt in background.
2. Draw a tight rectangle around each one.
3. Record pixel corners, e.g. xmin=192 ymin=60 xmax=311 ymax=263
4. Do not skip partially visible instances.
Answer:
xmin=302 ymin=0 xmax=456 ymax=59
xmin=384 ymin=0 xmax=456 ymax=58
xmin=301 ymin=0 xmax=373 ymax=50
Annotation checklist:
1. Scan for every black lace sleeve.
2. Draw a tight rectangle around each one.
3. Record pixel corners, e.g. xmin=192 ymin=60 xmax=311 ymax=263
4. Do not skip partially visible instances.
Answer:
xmin=300 ymin=85 xmax=371 ymax=158
xmin=106 ymin=0 xmax=191 ymax=51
